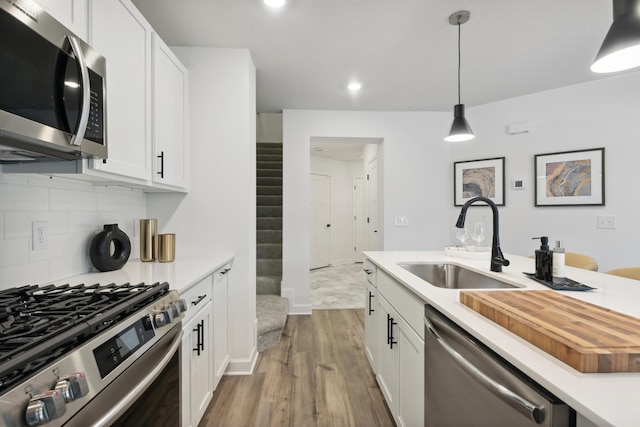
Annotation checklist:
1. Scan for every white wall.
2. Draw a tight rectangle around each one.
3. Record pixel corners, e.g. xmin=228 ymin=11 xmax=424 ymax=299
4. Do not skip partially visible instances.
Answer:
xmin=147 ymin=48 xmax=257 ymax=373
xmin=283 ymin=110 xmax=451 ymax=314
xmin=310 ymin=156 xmax=363 ymax=265
xmin=0 ymin=173 xmax=146 ymax=288
xmin=451 ymin=71 xmax=640 ymax=272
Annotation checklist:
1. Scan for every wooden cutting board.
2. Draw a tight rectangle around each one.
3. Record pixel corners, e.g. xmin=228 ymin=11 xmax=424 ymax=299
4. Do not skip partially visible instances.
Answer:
xmin=460 ymin=290 xmax=640 ymax=373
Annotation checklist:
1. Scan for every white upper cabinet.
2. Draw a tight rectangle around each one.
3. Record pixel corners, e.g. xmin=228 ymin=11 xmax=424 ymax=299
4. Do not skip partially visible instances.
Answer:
xmin=152 ymin=34 xmax=188 ymax=190
xmin=88 ymin=0 xmax=152 ymax=182
xmin=34 ymin=0 xmax=88 ymax=40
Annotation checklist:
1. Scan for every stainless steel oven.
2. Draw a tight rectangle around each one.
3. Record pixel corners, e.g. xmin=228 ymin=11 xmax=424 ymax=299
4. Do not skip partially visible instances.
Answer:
xmin=0 ymin=282 xmax=186 ymax=427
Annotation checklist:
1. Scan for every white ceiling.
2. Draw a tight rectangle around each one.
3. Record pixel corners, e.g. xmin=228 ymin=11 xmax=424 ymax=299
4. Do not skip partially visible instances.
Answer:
xmin=131 ymin=0 xmax=623 ymax=114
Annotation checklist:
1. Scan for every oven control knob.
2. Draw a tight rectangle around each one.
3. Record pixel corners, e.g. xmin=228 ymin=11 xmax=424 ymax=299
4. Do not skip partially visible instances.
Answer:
xmin=55 ymin=372 xmax=90 ymax=402
xmin=176 ymin=298 xmax=188 ymax=314
xmin=25 ymin=390 xmax=67 ymax=426
xmin=153 ymin=310 xmax=173 ymax=327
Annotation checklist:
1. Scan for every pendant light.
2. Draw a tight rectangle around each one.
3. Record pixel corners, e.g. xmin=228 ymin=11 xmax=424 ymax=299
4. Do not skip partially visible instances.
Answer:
xmin=591 ymin=0 xmax=640 ymax=73
xmin=445 ymin=10 xmax=475 ymax=142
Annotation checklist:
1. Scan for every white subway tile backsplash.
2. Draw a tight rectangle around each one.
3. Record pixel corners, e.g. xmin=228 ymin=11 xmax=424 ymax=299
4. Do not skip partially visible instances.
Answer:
xmin=50 ymin=187 xmax=97 ymax=212
xmin=5 ymin=211 xmax=68 ymax=238
xmin=0 ymin=175 xmax=147 ymax=286
xmin=0 ymin=260 xmax=50 ymax=289
xmin=0 ymin=182 xmax=50 ymax=211
xmin=0 ymin=238 xmax=29 ymax=267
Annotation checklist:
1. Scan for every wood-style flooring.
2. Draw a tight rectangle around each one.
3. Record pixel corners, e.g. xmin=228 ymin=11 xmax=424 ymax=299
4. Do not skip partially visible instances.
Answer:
xmin=199 ymin=309 xmax=396 ymax=427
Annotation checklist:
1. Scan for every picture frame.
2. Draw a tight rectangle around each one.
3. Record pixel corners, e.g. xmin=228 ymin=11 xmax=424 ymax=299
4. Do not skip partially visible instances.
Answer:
xmin=454 ymin=157 xmax=505 ymax=206
xmin=534 ymin=148 xmax=604 ymax=206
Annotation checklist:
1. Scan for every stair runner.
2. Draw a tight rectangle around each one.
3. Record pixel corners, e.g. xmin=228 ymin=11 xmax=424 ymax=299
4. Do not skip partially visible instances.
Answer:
xmin=256 ymin=142 xmax=288 ymax=352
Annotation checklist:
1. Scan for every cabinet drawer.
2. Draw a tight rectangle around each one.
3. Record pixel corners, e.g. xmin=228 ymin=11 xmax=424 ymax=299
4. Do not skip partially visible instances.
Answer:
xmin=377 ymin=269 xmax=424 ymax=339
xmin=364 ymin=259 xmax=377 ymax=287
xmin=181 ymin=275 xmax=213 ymax=323
xmin=213 ymin=263 xmax=232 ymax=286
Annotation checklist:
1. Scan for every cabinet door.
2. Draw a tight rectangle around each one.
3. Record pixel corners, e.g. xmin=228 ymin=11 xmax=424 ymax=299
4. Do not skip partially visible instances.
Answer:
xmin=397 ymin=314 xmax=424 ymax=427
xmin=212 ymin=266 xmax=230 ymax=389
xmin=88 ymin=0 xmax=151 ymax=181
xmin=377 ymin=296 xmax=399 ymax=416
xmin=152 ymin=34 xmax=188 ymax=189
xmin=34 ymin=0 xmax=88 ymax=40
xmin=182 ymin=301 xmax=214 ymax=427
xmin=365 ymin=280 xmax=378 ymax=372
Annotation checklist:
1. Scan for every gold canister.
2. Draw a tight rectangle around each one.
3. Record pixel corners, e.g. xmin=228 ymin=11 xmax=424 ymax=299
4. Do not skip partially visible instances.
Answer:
xmin=158 ymin=234 xmax=175 ymax=262
xmin=140 ymin=219 xmax=157 ymax=262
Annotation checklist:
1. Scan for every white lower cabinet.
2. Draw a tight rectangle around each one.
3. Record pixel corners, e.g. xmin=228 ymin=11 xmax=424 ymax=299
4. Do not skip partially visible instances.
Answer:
xmin=180 ymin=275 xmax=214 ymax=427
xmin=212 ymin=264 xmax=231 ymax=389
xmin=182 ymin=301 xmax=214 ymax=427
xmin=364 ymin=280 xmax=379 ymax=372
xmin=368 ymin=263 xmax=425 ymax=427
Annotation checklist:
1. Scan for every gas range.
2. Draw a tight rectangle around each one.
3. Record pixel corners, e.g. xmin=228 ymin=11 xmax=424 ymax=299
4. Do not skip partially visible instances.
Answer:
xmin=0 ymin=281 xmax=186 ymax=427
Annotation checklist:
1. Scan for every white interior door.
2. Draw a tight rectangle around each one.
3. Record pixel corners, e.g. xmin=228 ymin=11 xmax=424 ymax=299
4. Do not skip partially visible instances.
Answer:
xmin=310 ymin=173 xmax=331 ymax=269
xmin=366 ymin=157 xmax=379 ymax=251
xmin=353 ymin=177 xmax=365 ymax=262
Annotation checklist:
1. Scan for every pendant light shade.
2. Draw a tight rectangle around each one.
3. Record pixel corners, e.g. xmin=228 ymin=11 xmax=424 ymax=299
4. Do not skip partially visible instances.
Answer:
xmin=445 ymin=11 xmax=475 ymax=142
xmin=591 ymin=0 xmax=640 ymax=73
xmin=445 ymin=104 xmax=475 ymax=142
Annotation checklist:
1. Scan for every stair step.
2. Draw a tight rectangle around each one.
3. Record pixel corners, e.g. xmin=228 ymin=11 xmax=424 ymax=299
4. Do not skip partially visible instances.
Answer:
xmin=257 ymin=258 xmax=282 ymax=276
xmin=257 ymin=186 xmax=282 ymax=195
xmin=256 ymin=154 xmax=282 ymax=162
xmin=257 ymin=161 xmax=283 ymax=170
xmin=257 ymin=217 xmax=282 ymax=230
xmin=257 ymin=205 xmax=282 ymax=217
xmin=256 ymin=275 xmax=281 ymax=295
xmin=256 ymin=294 xmax=288 ymax=352
xmin=257 ymin=176 xmax=283 ymax=186
xmin=257 ymin=243 xmax=282 ymax=259
xmin=257 ymin=168 xmax=282 ymax=178
xmin=257 ymin=195 xmax=283 ymax=206
xmin=257 ymin=230 xmax=282 ymax=243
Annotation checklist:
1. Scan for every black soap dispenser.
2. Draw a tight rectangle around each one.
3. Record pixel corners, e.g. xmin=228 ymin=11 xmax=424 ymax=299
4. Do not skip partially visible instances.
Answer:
xmin=532 ymin=236 xmax=553 ymax=281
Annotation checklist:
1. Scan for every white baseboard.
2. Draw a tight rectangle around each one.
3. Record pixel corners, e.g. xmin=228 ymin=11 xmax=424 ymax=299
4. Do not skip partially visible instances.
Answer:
xmin=281 ymin=287 xmax=311 ymax=315
xmin=225 ymin=346 xmax=259 ymax=375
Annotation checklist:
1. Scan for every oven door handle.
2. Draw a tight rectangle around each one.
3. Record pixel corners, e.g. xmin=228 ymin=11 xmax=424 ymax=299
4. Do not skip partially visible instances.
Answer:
xmin=94 ymin=329 xmax=183 ymax=427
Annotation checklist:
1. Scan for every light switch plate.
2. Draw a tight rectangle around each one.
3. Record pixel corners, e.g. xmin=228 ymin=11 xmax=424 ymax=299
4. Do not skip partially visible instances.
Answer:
xmin=596 ymin=215 xmax=615 ymax=229
xmin=394 ymin=216 xmax=408 ymax=227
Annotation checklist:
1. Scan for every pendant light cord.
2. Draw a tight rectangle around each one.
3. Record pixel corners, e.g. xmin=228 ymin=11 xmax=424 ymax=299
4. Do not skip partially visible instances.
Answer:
xmin=457 ymin=18 xmax=461 ymax=105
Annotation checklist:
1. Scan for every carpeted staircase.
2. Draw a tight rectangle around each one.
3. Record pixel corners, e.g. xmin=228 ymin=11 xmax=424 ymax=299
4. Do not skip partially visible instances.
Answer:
xmin=256 ymin=142 xmax=288 ymax=352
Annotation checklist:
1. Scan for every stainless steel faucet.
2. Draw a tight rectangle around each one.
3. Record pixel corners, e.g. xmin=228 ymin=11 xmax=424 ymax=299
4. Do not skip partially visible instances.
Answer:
xmin=455 ymin=196 xmax=510 ymax=272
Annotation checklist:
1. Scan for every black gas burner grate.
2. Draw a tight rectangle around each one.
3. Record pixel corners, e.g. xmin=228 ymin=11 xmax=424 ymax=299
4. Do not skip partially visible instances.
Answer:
xmin=0 ymin=281 xmax=169 ymax=394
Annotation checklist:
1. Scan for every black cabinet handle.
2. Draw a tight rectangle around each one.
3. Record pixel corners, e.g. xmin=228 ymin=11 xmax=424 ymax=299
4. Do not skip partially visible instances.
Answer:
xmin=193 ymin=320 xmax=205 ymax=356
xmin=193 ymin=322 xmax=202 ymax=355
xmin=363 ymin=269 xmax=372 ymax=275
xmin=388 ymin=315 xmax=397 ymax=349
xmin=157 ymin=151 xmax=164 ymax=178
xmin=368 ymin=291 xmax=375 ymax=315
xmin=191 ymin=294 xmax=207 ymax=306
xmin=220 ymin=268 xmax=231 ymax=275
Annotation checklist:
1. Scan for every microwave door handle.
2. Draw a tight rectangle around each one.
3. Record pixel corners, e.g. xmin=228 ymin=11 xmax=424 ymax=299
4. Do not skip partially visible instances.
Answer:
xmin=424 ymin=315 xmax=545 ymax=424
xmin=67 ymin=36 xmax=90 ymax=147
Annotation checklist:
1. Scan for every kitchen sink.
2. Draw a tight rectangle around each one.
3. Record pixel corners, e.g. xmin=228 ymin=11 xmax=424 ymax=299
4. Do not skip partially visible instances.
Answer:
xmin=397 ymin=262 xmax=518 ymax=289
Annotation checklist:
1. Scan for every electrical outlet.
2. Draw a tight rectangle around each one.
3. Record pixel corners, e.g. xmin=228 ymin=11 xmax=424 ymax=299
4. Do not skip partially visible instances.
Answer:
xmin=394 ymin=216 xmax=408 ymax=227
xmin=596 ymin=215 xmax=616 ymax=229
xmin=32 ymin=221 xmax=48 ymax=250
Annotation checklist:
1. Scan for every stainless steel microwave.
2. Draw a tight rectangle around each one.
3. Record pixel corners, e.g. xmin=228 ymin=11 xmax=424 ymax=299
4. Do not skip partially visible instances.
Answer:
xmin=0 ymin=0 xmax=107 ymax=163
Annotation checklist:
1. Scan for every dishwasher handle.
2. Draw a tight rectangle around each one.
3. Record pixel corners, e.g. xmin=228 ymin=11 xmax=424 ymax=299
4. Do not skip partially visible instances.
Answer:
xmin=425 ymin=315 xmax=545 ymax=424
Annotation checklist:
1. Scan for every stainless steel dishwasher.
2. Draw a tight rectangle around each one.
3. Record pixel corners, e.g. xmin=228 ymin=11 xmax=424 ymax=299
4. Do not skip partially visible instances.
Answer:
xmin=424 ymin=305 xmax=575 ymax=427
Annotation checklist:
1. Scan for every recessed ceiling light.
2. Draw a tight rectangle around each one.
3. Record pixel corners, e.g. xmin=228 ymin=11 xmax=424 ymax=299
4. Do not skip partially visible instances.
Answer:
xmin=347 ymin=82 xmax=362 ymax=92
xmin=264 ymin=0 xmax=285 ymax=8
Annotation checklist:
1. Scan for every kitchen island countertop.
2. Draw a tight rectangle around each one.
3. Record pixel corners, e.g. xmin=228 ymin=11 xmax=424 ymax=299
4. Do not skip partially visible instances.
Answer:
xmin=364 ymin=250 xmax=640 ymax=427
xmin=48 ymin=255 xmax=234 ymax=293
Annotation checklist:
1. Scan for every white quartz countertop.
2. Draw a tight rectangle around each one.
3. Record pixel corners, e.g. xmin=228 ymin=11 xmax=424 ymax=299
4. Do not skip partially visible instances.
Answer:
xmin=48 ymin=255 xmax=234 ymax=294
xmin=364 ymin=250 xmax=640 ymax=427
